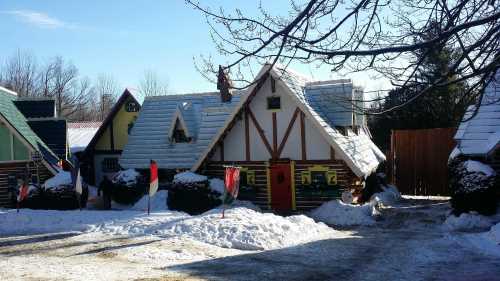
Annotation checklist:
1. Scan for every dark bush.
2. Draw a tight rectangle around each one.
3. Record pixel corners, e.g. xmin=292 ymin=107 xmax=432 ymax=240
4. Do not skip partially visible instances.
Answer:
xmin=449 ymin=157 xmax=498 ymax=216
xmin=167 ymin=181 xmax=221 ymax=215
xmin=110 ymin=183 xmax=146 ymax=205
xmin=19 ymin=184 xmax=89 ymax=210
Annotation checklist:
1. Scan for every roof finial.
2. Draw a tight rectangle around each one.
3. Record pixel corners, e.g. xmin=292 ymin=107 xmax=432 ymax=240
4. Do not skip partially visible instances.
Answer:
xmin=217 ymin=65 xmax=233 ymax=103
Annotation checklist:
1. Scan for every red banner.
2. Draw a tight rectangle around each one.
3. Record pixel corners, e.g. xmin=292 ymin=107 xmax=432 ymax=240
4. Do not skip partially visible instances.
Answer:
xmin=224 ymin=167 xmax=240 ymax=199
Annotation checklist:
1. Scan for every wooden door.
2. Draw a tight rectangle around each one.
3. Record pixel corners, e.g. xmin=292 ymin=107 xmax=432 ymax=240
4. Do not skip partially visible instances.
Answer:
xmin=270 ymin=163 xmax=292 ymax=212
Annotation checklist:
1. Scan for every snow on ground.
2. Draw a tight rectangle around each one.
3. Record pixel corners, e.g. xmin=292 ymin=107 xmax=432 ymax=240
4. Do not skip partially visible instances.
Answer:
xmin=43 ymin=171 xmax=72 ymax=189
xmin=173 ymin=171 xmax=208 ymax=183
xmin=444 ymin=212 xmax=494 ymax=232
xmin=372 ymin=184 xmax=401 ymax=206
xmin=459 ymin=222 xmax=500 ymax=257
xmin=2 ymin=197 xmax=500 ymax=281
xmin=310 ymin=200 xmax=377 ymax=226
xmin=0 ymin=204 xmax=335 ymax=251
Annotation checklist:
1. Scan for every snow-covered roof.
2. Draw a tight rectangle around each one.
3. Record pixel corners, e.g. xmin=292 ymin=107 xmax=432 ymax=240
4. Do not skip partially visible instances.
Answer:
xmin=194 ymin=64 xmax=385 ymax=178
xmin=119 ymin=92 xmax=242 ymax=169
xmin=67 ymin=122 xmax=101 ymax=153
xmin=455 ymin=71 xmax=500 ymax=156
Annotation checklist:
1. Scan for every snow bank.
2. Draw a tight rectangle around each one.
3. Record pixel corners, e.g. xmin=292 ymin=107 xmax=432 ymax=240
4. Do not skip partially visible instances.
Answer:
xmin=173 ymin=171 xmax=207 ymax=183
xmin=373 ymin=185 xmax=401 ymax=206
xmin=112 ymin=190 xmax=168 ymax=212
xmin=0 ymin=206 xmax=336 ymax=251
xmin=464 ymin=160 xmax=496 ymax=177
xmin=165 ymin=207 xmax=334 ymax=250
xmin=486 ymin=222 xmax=500 ymax=245
xmin=44 ymin=171 xmax=72 ymax=189
xmin=310 ymin=200 xmax=377 ymax=226
xmin=444 ymin=213 xmax=494 ymax=232
xmin=209 ymin=178 xmax=225 ymax=194
xmin=112 ymin=169 xmax=140 ymax=186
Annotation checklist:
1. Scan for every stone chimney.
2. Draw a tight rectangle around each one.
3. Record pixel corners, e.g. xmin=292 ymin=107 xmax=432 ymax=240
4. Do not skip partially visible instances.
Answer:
xmin=217 ymin=65 xmax=233 ymax=102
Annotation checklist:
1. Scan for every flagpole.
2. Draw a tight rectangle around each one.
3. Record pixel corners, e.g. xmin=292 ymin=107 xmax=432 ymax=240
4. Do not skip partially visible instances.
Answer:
xmin=147 ymin=194 xmax=150 ymax=215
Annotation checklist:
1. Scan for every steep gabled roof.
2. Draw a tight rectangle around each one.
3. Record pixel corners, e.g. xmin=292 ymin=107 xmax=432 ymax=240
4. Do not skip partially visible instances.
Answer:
xmin=85 ymin=88 xmax=143 ymax=152
xmin=119 ymin=92 xmax=242 ymax=169
xmin=193 ymin=64 xmax=385 ymax=178
xmin=455 ymin=71 xmax=500 ymax=156
xmin=0 ymin=87 xmax=59 ymax=172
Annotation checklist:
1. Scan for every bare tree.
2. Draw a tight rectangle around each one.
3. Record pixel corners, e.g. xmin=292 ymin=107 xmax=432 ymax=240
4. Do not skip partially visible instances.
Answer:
xmin=139 ymin=69 xmax=169 ymax=96
xmin=187 ymin=0 xmax=499 ymax=115
xmin=0 ymin=50 xmax=38 ymax=96
xmin=94 ymin=74 xmax=119 ymax=121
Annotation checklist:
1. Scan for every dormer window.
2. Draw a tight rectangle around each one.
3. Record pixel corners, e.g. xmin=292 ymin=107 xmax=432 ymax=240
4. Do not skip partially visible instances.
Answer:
xmin=126 ymin=101 xmax=140 ymax=112
xmin=172 ymin=119 xmax=190 ymax=143
xmin=267 ymin=96 xmax=281 ymax=110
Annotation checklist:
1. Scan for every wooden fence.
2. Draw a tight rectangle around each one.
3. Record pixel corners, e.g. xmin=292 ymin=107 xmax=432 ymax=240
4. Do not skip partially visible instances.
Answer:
xmin=388 ymin=128 xmax=456 ymax=196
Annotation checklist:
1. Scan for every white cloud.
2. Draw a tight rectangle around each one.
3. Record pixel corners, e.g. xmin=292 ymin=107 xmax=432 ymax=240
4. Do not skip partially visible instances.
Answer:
xmin=3 ymin=10 xmax=74 ymax=29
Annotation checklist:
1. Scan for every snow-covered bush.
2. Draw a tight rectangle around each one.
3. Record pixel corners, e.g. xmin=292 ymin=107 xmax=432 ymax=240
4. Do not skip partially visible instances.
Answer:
xmin=360 ymin=172 xmax=400 ymax=205
xmin=109 ymin=169 xmax=145 ymax=205
xmin=168 ymin=172 xmax=221 ymax=215
xmin=19 ymin=171 xmax=89 ymax=210
xmin=449 ymin=158 xmax=497 ymax=216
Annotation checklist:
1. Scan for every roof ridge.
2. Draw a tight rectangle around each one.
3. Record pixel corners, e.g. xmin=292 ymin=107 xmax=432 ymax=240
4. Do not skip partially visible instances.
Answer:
xmin=0 ymin=86 xmax=18 ymax=96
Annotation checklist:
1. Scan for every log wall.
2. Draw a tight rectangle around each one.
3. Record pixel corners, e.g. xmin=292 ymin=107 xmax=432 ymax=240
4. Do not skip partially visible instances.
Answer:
xmin=0 ymin=161 xmax=52 ymax=207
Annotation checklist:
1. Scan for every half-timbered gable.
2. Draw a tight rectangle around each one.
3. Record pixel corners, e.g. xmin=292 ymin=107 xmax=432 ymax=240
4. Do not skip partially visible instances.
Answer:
xmin=195 ymin=64 xmax=385 ymax=212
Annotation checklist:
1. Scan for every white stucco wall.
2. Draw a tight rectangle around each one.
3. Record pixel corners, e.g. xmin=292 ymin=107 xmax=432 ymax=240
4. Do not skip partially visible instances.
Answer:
xmin=209 ymin=75 xmax=332 ymax=162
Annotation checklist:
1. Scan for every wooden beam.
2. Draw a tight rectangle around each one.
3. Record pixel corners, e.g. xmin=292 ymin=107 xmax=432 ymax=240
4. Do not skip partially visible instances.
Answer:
xmin=247 ymin=108 xmax=274 ymax=157
xmin=300 ymin=112 xmax=306 ymax=160
xmin=277 ymin=107 xmax=300 ymax=158
xmin=272 ymin=112 xmax=277 ymax=159
xmin=245 ymin=109 xmax=250 ymax=161
xmin=330 ymin=146 xmax=335 ymax=160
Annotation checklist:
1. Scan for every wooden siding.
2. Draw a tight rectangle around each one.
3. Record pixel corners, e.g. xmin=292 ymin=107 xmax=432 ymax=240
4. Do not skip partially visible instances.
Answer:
xmin=202 ymin=159 xmax=361 ymax=212
xmin=0 ymin=161 xmax=52 ymax=207
xmin=389 ymin=128 xmax=455 ymax=196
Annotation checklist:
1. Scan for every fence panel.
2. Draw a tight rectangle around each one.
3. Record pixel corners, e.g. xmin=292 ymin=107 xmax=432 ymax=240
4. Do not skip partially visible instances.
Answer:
xmin=389 ymin=128 xmax=455 ymax=196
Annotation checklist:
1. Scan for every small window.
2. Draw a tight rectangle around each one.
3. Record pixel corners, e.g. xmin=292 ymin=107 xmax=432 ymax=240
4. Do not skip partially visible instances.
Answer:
xmin=267 ymin=96 xmax=281 ymax=110
xmin=310 ymin=171 xmax=327 ymax=188
xmin=172 ymin=119 xmax=191 ymax=143
xmin=125 ymin=101 xmax=140 ymax=112
xmin=102 ymin=158 xmax=119 ymax=173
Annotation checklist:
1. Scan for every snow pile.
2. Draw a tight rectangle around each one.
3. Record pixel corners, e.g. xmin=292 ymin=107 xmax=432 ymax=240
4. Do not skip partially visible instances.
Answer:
xmin=112 ymin=169 xmax=140 ymax=186
xmin=165 ymin=207 xmax=334 ymax=250
xmin=44 ymin=171 xmax=72 ymax=189
xmin=310 ymin=200 xmax=377 ymax=226
xmin=209 ymin=178 xmax=225 ymax=194
xmin=113 ymin=190 xmax=168 ymax=211
xmin=373 ymin=184 xmax=401 ymax=206
xmin=173 ymin=171 xmax=207 ymax=183
xmin=464 ymin=160 xmax=496 ymax=177
xmin=485 ymin=222 xmax=500 ymax=245
xmin=444 ymin=213 xmax=494 ymax=232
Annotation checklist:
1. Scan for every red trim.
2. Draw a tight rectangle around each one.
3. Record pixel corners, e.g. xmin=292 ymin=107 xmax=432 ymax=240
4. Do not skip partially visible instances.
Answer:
xmin=247 ymin=108 xmax=273 ymax=157
xmin=277 ymin=107 xmax=300 ymax=158
xmin=272 ymin=112 xmax=277 ymax=159
xmin=300 ymin=112 xmax=307 ymax=160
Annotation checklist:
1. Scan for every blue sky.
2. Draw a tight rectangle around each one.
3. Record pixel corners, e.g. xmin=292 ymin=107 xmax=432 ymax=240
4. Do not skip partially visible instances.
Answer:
xmin=0 ymin=0 xmax=389 ymax=94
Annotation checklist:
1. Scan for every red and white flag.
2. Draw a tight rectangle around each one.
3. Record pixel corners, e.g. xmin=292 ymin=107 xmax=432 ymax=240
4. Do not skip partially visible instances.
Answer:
xmin=149 ymin=160 xmax=158 ymax=197
xmin=223 ymin=167 xmax=240 ymax=204
xmin=17 ymin=183 xmax=29 ymax=203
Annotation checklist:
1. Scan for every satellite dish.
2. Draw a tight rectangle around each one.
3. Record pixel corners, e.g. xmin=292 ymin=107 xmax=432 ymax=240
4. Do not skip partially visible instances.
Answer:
xmin=341 ymin=191 xmax=353 ymax=204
